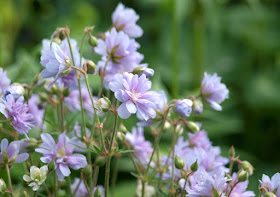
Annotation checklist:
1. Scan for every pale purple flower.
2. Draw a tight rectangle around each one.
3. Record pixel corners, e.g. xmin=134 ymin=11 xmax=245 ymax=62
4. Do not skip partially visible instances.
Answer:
xmin=226 ymin=173 xmax=255 ymax=197
xmin=28 ymin=94 xmax=45 ymax=129
xmin=188 ymin=130 xmax=212 ymax=150
xmin=57 ymin=70 xmax=78 ymax=89
xmin=71 ymin=178 xmax=104 ymax=197
xmin=35 ymin=133 xmax=87 ymax=181
xmin=201 ymin=72 xmax=229 ymax=111
xmin=70 ymin=122 xmax=90 ymax=152
xmin=174 ymin=99 xmax=193 ymax=117
xmin=259 ymin=173 xmax=280 ymax=196
xmin=0 ymin=95 xmax=34 ymax=138
xmin=139 ymin=66 xmax=154 ymax=78
xmin=112 ymin=3 xmax=143 ymax=38
xmin=0 ymin=68 xmax=11 ymax=95
xmin=3 ymin=84 xmax=24 ymax=101
xmin=125 ymin=127 xmax=153 ymax=165
xmin=0 ymin=138 xmax=29 ymax=165
xmin=109 ymin=72 xmax=159 ymax=120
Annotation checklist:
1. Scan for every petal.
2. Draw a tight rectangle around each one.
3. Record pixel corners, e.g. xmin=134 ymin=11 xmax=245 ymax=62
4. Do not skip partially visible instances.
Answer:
xmin=15 ymin=153 xmax=29 ymax=163
xmin=117 ymin=103 xmax=131 ymax=119
xmin=209 ymin=101 xmax=222 ymax=111
xmin=23 ymin=175 xmax=32 ymax=182
xmin=126 ymin=100 xmax=137 ymax=114
xmin=41 ymin=133 xmax=56 ymax=149
xmin=1 ymin=138 xmax=8 ymax=151
xmin=59 ymin=164 xmax=71 ymax=177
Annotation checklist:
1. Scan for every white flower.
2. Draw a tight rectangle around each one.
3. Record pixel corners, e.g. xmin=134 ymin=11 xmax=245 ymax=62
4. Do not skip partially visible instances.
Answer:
xmin=23 ymin=165 xmax=48 ymax=191
xmin=136 ymin=180 xmax=155 ymax=197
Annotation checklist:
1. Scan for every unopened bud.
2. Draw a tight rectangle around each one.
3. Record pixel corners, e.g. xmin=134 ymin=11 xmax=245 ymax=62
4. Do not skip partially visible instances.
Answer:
xmin=39 ymin=92 xmax=48 ymax=102
xmin=62 ymin=66 xmax=72 ymax=76
xmin=65 ymin=59 xmax=71 ymax=67
xmin=237 ymin=169 xmax=248 ymax=182
xmin=225 ymin=174 xmax=231 ymax=183
xmin=119 ymin=123 xmax=128 ymax=134
xmin=116 ymin=132 xmax=125 ymax=143
xmin=163 ymin=121 xmax=171 ymax=131
xmin=132 ymin=66 xmax=145 ymax=75
xmin=2 ymin=151 xmax=9 ymax=164
xmin=264 ymin=192 xmax=277 ymax=197
xmin=96 ymin=97 xmax=111 ymax=112
xmin=187 ymin=121 xmax=199 ymax=133
xmin=95 ymin=156 xmax=106 ymax=167
xmin=48 ymin=160 xmax=55 ymax=171
xmin=229 ymin=145 xmax=235 ymax=158
xmin=175 ymin=125 xmax=183 ymax=135
xmin=83 ymin=165 xmax=92 ymax=177
xmin=241 ymin=161 xmax=254 ymax=175
xmin=52 ymin=38 xmax=61 ymax=45
xmin=0 ymin=178 xmax=7 ymax=193
xmin=175 ymin=156 xmax=185 ymax=170
xmin=62 ymin=88 xmax=70 ymax=97
xmin=85 ymin=60 xmax=96 ymax=74
xmin=89 ymin=35 xmax=98 ymax=47
xmin=212 ymin=187 xmax=219 ymax=197
xmin=94 ymin=186 xmax=102 ymax=197
xmin=190 ymin=160 xmax=199 ymax=172
xmin=192 ymin=99 xmax=203 ymax=114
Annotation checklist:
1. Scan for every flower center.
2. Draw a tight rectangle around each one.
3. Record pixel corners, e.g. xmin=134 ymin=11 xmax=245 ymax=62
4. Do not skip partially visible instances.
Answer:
xmin=56 ymin=147 xmax=65 ymax=158
xmin=132 ymin=91 xmax=140 ymax=99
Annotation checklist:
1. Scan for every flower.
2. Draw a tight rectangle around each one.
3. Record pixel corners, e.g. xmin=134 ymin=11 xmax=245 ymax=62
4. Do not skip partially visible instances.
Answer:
xmin=71 ymin=178 xmax=104 ymax=197
xmin=174 ymin=99 xmax=193 ymax=117
xmin=3 ymin=84 xmax=25 ymax=101
xmin=0 ymin=68 xmax=11 ymax=95
xmin=94 ymin=28 xmax=144 ymax=89
xmin=0 ymin=138 xmax=29 ymax=167
xmin=109 ymin=72 xmax=159 ymax=120
xmin=259 ymin=173 xmax=280 ymax=196
xmin=226 ymin=173 xmax=255 ymax=197
xmin=40 ymin=38 xmax=83 ymax=87
xmin=125 ymin=127 xmax=153 ymax=165
xmin=35 ymin=133 xmax=87 ymax=181
xmin=0 ymin=95 xmax=34 ymax=138
xmin=136 ymin=180 xmax=155 ymax=197
xmin=0 ymin=178 xmax=6 ymax=193
xmin=23 ymin=165 xmax=48 ymax=191
xmin=112 ymin=3 xmax=143 ymax=38
xmin=28 ymin=94 xmax=45 ymax=129
xmin=201 ymin=72 xmax=229 ymax=111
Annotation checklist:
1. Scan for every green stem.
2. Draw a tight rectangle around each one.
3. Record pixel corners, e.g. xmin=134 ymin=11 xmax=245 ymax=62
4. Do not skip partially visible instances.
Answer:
xmin=228 ymin=181 xmax=238 ymax=197
xmin=33 ymin=191 xmax=37 ymax=197
xmin=172 ymin=0 xmax=179 ymax=98
xmin=171 ymin=128 xmax=177 ymax=196
xmin=5 ymin=164 xmax=13 ymax=197
xmin=43 ymin=183 xmax=52 ymax=197
xmin=141 ymin=181 xmax=145 ymax=197
xmin=229 ymin=160 xmax=234 ymax=175
xmin=98 ymin=57 xmax=111 ymax=98
xmin=88 ymin=151 xmax=93 ymax=197
xmin=67 ymin=176 xmax=72 ymax=196
xmin=53 ymin=173 xmax=57 ymax=197
xmin=72 ymin=178 xmax=82 ymax=197
xmin=92 ymin=165 xmax=100 ymax=187
xmin=258 ymin=191 xmax=263 ymax=197
xmin=111 ymin=157 xmax=120 ymax=197
xmin=181 ymin=172 xmax=192 ymax=197
xmin=59 ymin=101 xmax=64 ymax=131
xmin=128 ymin=151 xmax=141 ymax=175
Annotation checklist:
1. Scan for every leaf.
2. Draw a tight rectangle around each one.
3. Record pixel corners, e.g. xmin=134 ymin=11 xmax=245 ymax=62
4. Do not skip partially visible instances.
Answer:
xmin=115 ymin=149 xmax=135 ymax=154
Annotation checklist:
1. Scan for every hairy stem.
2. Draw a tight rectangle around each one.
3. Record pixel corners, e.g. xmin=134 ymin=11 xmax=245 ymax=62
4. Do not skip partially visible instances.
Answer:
xmin=6 ymin=164 xmax=13 ymax=197
xmin=111 ymin=157 xmax=120 ymax=197
xmin=171 ymin=128 xmax=177 ymax=196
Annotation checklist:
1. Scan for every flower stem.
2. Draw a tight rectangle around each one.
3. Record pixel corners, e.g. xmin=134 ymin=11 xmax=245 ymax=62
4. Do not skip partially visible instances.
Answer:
xmin=180 ymin=172 xmax=192 ymax=197
xmin=87 ymin=151 xmax=93 ymax=197
xmin=141 ymin=181 xmax=145 ymax=197
xmin=53 ymin=173 xmax=57 ymax=197
xmin=111 ymin=157 xmax=120 ymax=197
xmin=171 ymin=128 xmax=177 ymax=196
xmin=92 ymin=165 xmax=100 ymax=187
xmin=98 ymin=57 xmax=111 ymax=98
xmin=5 ymin=164 xmax=13 ymax=197
xmin=67 ymin=176 xmax=72 ymax=196
xmin=59 ymin=101 xmax=64 ymax=132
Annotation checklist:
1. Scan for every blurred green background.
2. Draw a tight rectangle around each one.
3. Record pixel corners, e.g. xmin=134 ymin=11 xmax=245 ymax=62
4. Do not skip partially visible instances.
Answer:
xmin=1 ymin=0 xmax=280 ymax=195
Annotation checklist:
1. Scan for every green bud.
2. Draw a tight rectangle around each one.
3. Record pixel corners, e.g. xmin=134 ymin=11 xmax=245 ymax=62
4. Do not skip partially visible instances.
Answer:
xmin=212 ymin=187 xmax=219 ymax=197
xmin=85 ymin=60 xmax=96 ymax=74
xmin=94 ymin=186 xmax=102 ymax=197
xmin=95 ymin=156 xmax=106 ymax=167
xmin=62 ymin=88 xmax=70 ymax=97
xmin=163 ymin=121 xmax=171 ymax=131
xmin=9 ymin=156 xmax=17 ymax=164
xmin=2 ymin=151 xmax=9 ymax=164
xmin=237 ymin=169 xmax=249 ymax=182
xmin=229 ymin=145 xmax=235 ymax=158
xmin=88 ymin=35 xmax=98 ymax=47
xmin=225 ymin=174 xmax=232 ymax=183
xmin=52 ymin=38 xmax=61 ymax=45
xmin=65 ymin=59 xmax=71 ymax=67
xmin=0 ymin=178 xmax=7 ymax=193
xmin=39 ymin=92 xmax=48 ymax=102
xmin=116 ymin=131 xmax=125 ymax=143
xmin=192 ymin=99 xmax=203 ymax=114
xmin=48 ymin=160 xmax=55 ymax=171
xmin=119 ymin=123 xmax=128 ymax=134
xmin=96 ymin=97 xmax=111 ymax=112
xmin=264 ymin=192 xmax=277 ymax=197
xmin=61 ymin=66 xmax=72 ymax=76
xmin=175 ymin=125 xmax=183 ymax=135
xmin=50 ymin=84 xmax=58 ymax=95
xmin=187 ymin=122 xmax=199 ymax=133
xmin=83 ymin=165 xmax=92 ymax=177
xmin=241 ymin=161 xmax=254 ymax=175
xmin=132 ymin=66 xmax=145 ymax=75
xmin=175 ymin=156 xmax=185 ymax=170
xmin=190 ymin=160 xmax=199 ymax=172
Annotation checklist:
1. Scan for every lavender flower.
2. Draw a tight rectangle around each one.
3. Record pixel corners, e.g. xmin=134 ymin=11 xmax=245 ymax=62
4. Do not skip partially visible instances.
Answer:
xmin=0 ymin=95 xmax=34 ymax=138
xmin=188 ymin=130 xmax=212 ymax=150
xmin=0 ymin=68 xmax=11 ymax=95
xmin=0 ymin=138 xmax=29 ymax=167
xmin=226 ymin=173 xmax=255 ymax=197
xmin=71 ymin=178 xmax=104 ymax=197
xmin=3 ymin=84 xmax=25 ymax=101
xmin=125 ymin=127 xmax=153 ymax=165
xmin=112 ymin=3 xmax=143 ymax=38
xmin=259 ymin=173 xmax=280 ymax=196
xmin=35 ymin=133 xmax=87 ymax=181
xmin=28 ymin=94 xmax=45 ymax=129
xmin=109 ymin=72 xmax=159 ymax=120
xmin=174 ymin=99 xmax=193 ymax=117
xmin=201 ymin=72 xmax=229 ymax=111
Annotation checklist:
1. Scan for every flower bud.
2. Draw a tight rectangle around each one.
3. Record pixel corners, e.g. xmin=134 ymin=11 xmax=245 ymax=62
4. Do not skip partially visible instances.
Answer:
xmin=237 ymin=169 xmax=248 ymax=182
xmin=83 ymin=165 xmax=92 ymax=177
xmin=163 ymin=121 xmax=171 ymax=131
xmin=2 ymin=151 xmax=9 ymax=164
xmin=65 ymin=59 xmax=71 ymax=67
xmin=190 ymin=160 xmax=199 ymax=172
xmin=187 ymin=121 xmax=199 ymax=133
xmin=264 ymin=192 xmax=277 ymax=197
xmin=225 ymin=174 xmax=231 ymax=183
xmin=229 ymin=145 xmax=235 ymax=158
xmin=52 ymin=38 xmax=61 ymax=45
xmin=241 ymin=161 xmax=254 ymax=175
xmin=175 ymin=156 xmax=185 ymax=170
xmin=212 ymin=187 xmax=219 ymax=197
xmin=132 ymin=66 xmax=145 ymax=75
xmin=0 ymin=178 xmax=7 ymax=193
xmin=89 ymin=35 xmax=98 ymax=47
xmin=192 ymin=99 xmax=203 ymax=114
xmin=119 ymin=123 xmax=128 ymax=134
xmin=94 ymin=186 xmax=102 ymax=197
xmin=142 ymin=68 xmax=154 ymax=78
xmin=175 ymin=125 xmax=183 ymax=135
xmin=48 ymin=160 xmax=55 ymax=171
xmin=61 ymin=88 xmax=70 ymax=97
xmin=39 ymin=92 xmax=48 ymax=102
xmin=95 ymin=156 xmax=106 ymax=167
xmin=116 ymin=132 xmax=125 ymax=143
xmin=85 ymin=60 xmax=96 ymax=74
xmin=62 ymin=66 xmax=72 ymax=76
xmin=96 ymin=97 xmax=111 ymax=112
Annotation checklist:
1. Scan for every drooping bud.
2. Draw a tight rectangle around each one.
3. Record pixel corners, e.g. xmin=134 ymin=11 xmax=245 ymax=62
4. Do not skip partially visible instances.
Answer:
xmin=39 ymin=92 xmax=48 ymax=102
xmin=0 ymin=179 xmax=7 ymax=193
xmin=25 ymin=138 xmax=38 ymax=150
xmin=212 ymin=187 xmax=219 ymax=197
xmin=96 ymin=97 xmax=111 ymax=112
xmin=65 ymin=59 xmax=71 ymax=67
xmin=119 ymin=123 xmax=128 ymax=134
xmin=175 ymin=156 xmax=185 ymax=170
xmin=163 ymin=121 xmax=171 ymax=131
xmin=83 ymin=165 xmax=93 ymax=177
xmin=94 ymin=186 xmax=102 ymax=197
xmin=132 ymin=66 xmax=145 ymax=75
xmin=240 ymin=161 xmax=254 ymax=175
xmin=116 ymin=132 xmax=125 ymax=143
xmin=190 ymin=160 xmax=199 ymax=172
xmin=48 ymin=160 xmax=55 ymax=171
xmin=2 ymin=151 xmax=9 ymax=164
xmin=264 ymin=192 xmax=277 ymax=197
xmin=192 ymin=99 xmax=203 ymax=114
xmin=187 ymin=121 xmax=199 ymax=133
xmin=237 ymin=169 xmax=248 ymax=182
xmin=95 ymin=156 xmax=106 ymax=167
xmin=88 ymin=35 xmax=98 ymax=47
xmin=52 ymin=38 xmax=61 ymax=45
xmin=175 ymin=125 xmax=183 ymax=135
xmin=229 ymin=145 xmax=235 ymax=158
xmin=85 ymin=60 xmax=96 ymax=74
